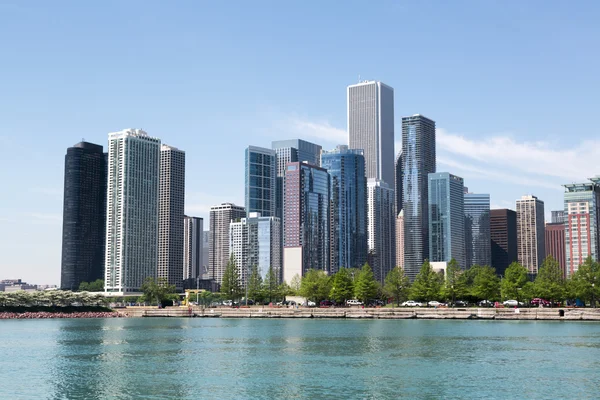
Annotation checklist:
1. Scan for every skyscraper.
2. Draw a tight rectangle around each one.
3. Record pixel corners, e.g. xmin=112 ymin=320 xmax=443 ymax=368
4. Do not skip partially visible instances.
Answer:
xmin=105 ymin=129 xmax=161 ymax=294
xmin=396 ymin=210 xmax=404 ymax=268
xmin=367 ymin=179 xmax=396 ymax=283
xmin=202 ymin=231 xmax=210 ymax=279
xmin=395 ymin=152 xmax=403 ymax=214
xmin=563 ymin=180 xmax=600 ymax=277
xmin=464 ymin=193 xmax=491 ymax=268
xmin=516 ymin=195 xmax=546 ymax=275
xmin=209 ymin=203 xmax=246 ymax=284
xmin=551 ymin=210 xmax=566 ymax=224
xmin=402 ymin=115 xmax=436 ymax=280
xmin=158 ymin=144 xmax=185 ymax=291
xmin=60 ymin=142 xmax=106 ymax=290
xmin=229 ymin=212 xmax=281 ymax=286
xmin=272 ymin=139 xmax=322 ymax=220
xmin=321 ymin=145 xmax=368 ymax=273
xmin=490 ymin=209 xmax=518 ymax=276
xmin=545 ymin=222 xmax=566 ymax=278
xmin=347 ymin=80 xmax=395 ymax=184
xmin=283 ymin=162 xmax=330 ymax=283
xmin=245 ymin=146 xmax=276 ymax=217
xmin=183 ymin=216 xmax=203 ymax=281
xmin=428 ymin=172 xmax=465 ymax=268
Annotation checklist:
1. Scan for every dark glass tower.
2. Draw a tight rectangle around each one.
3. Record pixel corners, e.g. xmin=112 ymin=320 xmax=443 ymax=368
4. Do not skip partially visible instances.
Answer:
xmin=464 ymin=193 xmax=491 ymax=268
xmin=321 ymin=145 xmax=368 ymax=273
xmin=402 ymin=115 xmax=436 ymax=280
xmin=490 ymin=209 xmax=518 ymax=276
xmin=60 ymin=142 xmax=107 ymax=290
xmin=395 ymin=152 xmax=403 ymax=214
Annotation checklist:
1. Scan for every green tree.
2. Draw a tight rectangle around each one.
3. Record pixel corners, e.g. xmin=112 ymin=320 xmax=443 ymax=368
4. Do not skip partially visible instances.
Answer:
xmin=571 ymin=256 xmax=600 ymax=307
xmin=88 ymin=279 xmax=104 ymax=292
xmin=140 ymin=277 xmax=176 ymax=305
xmin=354 ymin=263 xmax=378 ymax=303
xmin=383 ymin=267 xmax=411 ymax=306
xmin=533 ymin=255 xmax=565 ymax=306
xmin=500 ymin=262 xmax=528 ymax=301
xmin=443 ymin=259 xmax=467 ymax=304
xmin=289 ymin=274 xmax=301 ymax=295
xmin=263 ymin=267 xmax=279 ymax=303
xmin=330 ymin=268 xmax=355 ymax=304
xmin=221 ymin=254 xmax=243 ymax=302
xmin=78 ymin=281 xmax=89 ymax=292
xmin=247 ymin=265 xmax=264 ymax=303
xmin=299 ymin=269 xmax=331 ymax=302
xmin=410 ymin=260 xmax=443 ymax=302
xmin=471 ymin=265 xmax=500 ymax=301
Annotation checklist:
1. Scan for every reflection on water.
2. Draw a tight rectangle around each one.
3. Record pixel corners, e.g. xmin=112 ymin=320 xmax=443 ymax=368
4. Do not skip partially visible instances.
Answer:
xmin=2 ymin=319 xmax=600 ymax=399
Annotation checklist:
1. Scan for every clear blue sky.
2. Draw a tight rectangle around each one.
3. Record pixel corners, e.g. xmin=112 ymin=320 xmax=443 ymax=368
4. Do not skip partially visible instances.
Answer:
xmin=1 ymin=1 xmax=599 ymax=285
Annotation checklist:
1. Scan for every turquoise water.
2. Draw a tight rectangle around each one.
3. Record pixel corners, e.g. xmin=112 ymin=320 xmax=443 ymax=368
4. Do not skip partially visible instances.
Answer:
xmin=2 ymin=318 xmax=600 ymax=399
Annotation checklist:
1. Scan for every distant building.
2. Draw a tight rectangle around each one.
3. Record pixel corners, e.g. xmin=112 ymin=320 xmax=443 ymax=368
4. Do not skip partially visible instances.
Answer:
xmin=395 ymin=152 xmax=402 ymax=214
xmin=464 ymin=193 xmax=491 ymax=267
xmin=283 ymin=162 xmax=330 ymax=283
xmin=367 ymin=179 xmax=396 ymax=284
xmin=202 ymin=231 xmax=210 ymax=279
xmin=545 ymin=222 xmax=566 ymax=278
xmin=321 ymin=145 xmax=368 ymax=273
xmin=490 ymin=209 xmax=518 ymax=275
xmin=209 ymin=203 xmax=246 ymax=284
xmin=245 ymin=146 xmax=276 ymax=217
xmin=183 ymin=216 xmax=203 ymax=281
xmin=551 ymin=210 xmax=566 ymax=224
xmin=402 ymin=115 xmax=436 ymax=280
xmin=105 ymin=129 xmax=161 ymax=294
xmin=516 ymin=195 xmax=546 ymax=275
xmin=348 ymin=80 xmax=395 ymax=184
xmin=396 ymin=210 xmax=404 ymax=268
xmin=428 ymin=173 xmax=465 ymax=268
xmin=60 ymin=141 xmax=106 ymax=291
xmin=158 ymin=144 xmax=186 ymax=291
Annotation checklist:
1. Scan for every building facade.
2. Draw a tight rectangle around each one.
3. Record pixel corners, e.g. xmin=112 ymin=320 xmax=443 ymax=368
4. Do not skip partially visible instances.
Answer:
xmin=367 ymin=179 xmax=396 ymax=284
xmin=229 ymin=213 xmax=281 ymax=286
xmin=105 ymin=129 xmax=161 ymax=294
xmin=551 ymin=210 xmax=566 ymax=224
xmin=245 ymin=146 xmax=276 ymax=217
xmin=209 ymin=203 xmax=246 ymax=284
xmin=396 ymin=210 xmax=404 ymax=268
xmin=490 ymin=209 xmax=518 ymax=276
xmin=428 ymin=172 xmax=465 ymax=268
xmin=61 ymin=142 xmax=107 ymax=290
xmin=183 ymin=216 xmax=203 ymax=281
xmin=563 ymin=180 xmax=600 ymax=277
xmin=321 ymin=146 xmax=368 ymax=273
xmin=158 ymin=144 xmax=185 ymax=291
xmin=347 ymin=80 xmax=395 ymax=185
xmin=464 ymin=193 xmax=491 ymax=268
xmin=402 ymin=115 xmax=436 ymax=280
xmin=516 ymin=195 xmax=546 ymax=275
xmin=202 ymin=231 xmax=210 ymax=279
xmin=545 ymin=222 xmax=566 ymax=278
xmin=283 ymin=162 xmax=330 ymax=283
xmin=395 ymin=152 xmax=402 ymax=215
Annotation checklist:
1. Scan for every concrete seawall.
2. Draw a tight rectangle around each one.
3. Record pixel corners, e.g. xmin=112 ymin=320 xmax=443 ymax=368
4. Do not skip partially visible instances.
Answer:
xmin=122 ymin=306 xmax=600 ymax=321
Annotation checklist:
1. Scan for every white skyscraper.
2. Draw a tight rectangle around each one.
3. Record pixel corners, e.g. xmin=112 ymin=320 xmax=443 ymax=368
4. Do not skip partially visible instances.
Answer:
xmin=367 ymin=179 xmax=396 ymax=284
xmin=105 ymin=129 xmax=161 ymax=294
xmin=209 ymin=203 xmax=246 ymax=284
xmin=347 ymin=80 xmax=395 ymax=185
xmin=516 ymin=195 xmax=546 ymax=275
xmin=183 ymin=216 xmax=203 ymax=281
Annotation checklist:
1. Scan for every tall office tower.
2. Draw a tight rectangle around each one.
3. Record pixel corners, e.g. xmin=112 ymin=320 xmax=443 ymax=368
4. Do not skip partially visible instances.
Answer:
xmin=245 ymin=146 xmax=276 ymax=217
xmin=563 ymin=179 xmax=600 ymax=277
xmin=283 ymin=162 xmax=330 ymax=283
xmin=367 ymin=179 xmax=396 ymax=284
xmin=464 ymin=193 xmax=491 ymax=268
xmin=428 ymin=173 xmax=465 ymax=268
xmin=402 ymin=115 xmax=436 ymax=280
xmin=105 ymin=129 xmax=161 ymax=294
xmin=551 ymin=210 xmax=566 ymax=224
xmin=183 ymin=216 xmax=203 ymax=281
xmin=395 ymin=152 xmax=403 ymax=214
xmin=321 ymin=145 xmax=368 ymax=273
xmin=490 ymin=209 xmax=518 ymax=276
xmin=202 ymin=231 xmax=210 ymax=279
xmin=209 ymin=203 xmax=246 ymax=284
xmin=396 ymin=210 xmax=404 ymax=268
xmin=272 ymin=139 xmax=322 ymax=219
xmin=60 ymin=142 xmax=107 ymax=290
xmin=157 ymin=144 xmax=185 ymax=291
xmin=516 ymin=195 xmax=546 ymax=275
xmin=229 ymin=213 xmax=281 ymax=286
xmin=545 ymin=222 xmax=566 ymax=278
xmin=347 ymin=80 xmax=395 ymax=184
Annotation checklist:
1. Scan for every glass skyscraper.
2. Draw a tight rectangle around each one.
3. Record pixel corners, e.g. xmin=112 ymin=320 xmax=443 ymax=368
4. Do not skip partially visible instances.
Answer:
xmin=367 ymin=179 xmax=396 ymax=284
xmin=395 ymin=152 xmax=403 ymax=214
xmin=402 ymin=115 xmax=436 ymax=280
xmin=428 ymin=172 xmax=465 ymax=268
xmin=245 ymin=146 xmax=276 ymax=217
xmin=321 ymin=145 xmax=368 ymax=273
xmin=464 ymin=193 xmax=491 ymax=268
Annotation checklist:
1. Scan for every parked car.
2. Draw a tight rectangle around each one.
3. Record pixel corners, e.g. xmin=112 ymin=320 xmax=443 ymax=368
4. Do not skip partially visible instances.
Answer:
xmin=346 ymin=299 xmax=363 ymax=306
xmin=302 ymin=300 xmax=316 ymax=307
xmin=222 ymin=300 xmax=233 ymax=307
xmin=453 ymin=300 xmax=469 ymax=307
xmin=428 ymin=301 xmax=446 ymax=307
xmin=320 ymin=300 xmax=335 ymax=307
xmin=503 ymin=299 xmax=524 ymax=307
xmin=530 ymin=298 xmax=551 ymax=307
xmin=478 ymin=300 xmax=494 ymax=307
xmin=401 ymin=300 xmax=423 ymax=307
xmin=367 ymin=299 xmax=385 ymax=307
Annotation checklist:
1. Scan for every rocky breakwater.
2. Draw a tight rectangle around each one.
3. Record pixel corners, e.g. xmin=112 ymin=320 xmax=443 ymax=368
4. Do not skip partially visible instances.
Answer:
xmin=0 ymin=311 xmax=126 ymax=319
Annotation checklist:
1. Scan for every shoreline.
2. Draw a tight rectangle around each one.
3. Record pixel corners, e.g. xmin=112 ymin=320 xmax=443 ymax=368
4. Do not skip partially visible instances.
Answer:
xmin=0 ymin=311 xmax=125 ymax=319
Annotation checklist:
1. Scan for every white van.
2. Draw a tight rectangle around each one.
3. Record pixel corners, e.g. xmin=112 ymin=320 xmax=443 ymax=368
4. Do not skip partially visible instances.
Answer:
xmin=346 ymin=299 xmax=363 ymax=306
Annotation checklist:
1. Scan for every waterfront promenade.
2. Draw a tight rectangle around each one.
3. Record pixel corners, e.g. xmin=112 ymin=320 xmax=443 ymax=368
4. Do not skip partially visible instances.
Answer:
xmin=125 ymin=306 xmax=600 ymax=321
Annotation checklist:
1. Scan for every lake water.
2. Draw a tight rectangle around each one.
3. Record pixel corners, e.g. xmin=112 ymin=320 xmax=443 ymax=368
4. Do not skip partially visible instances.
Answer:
xmin=2 ymin=318 xmax=600 ymax=399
